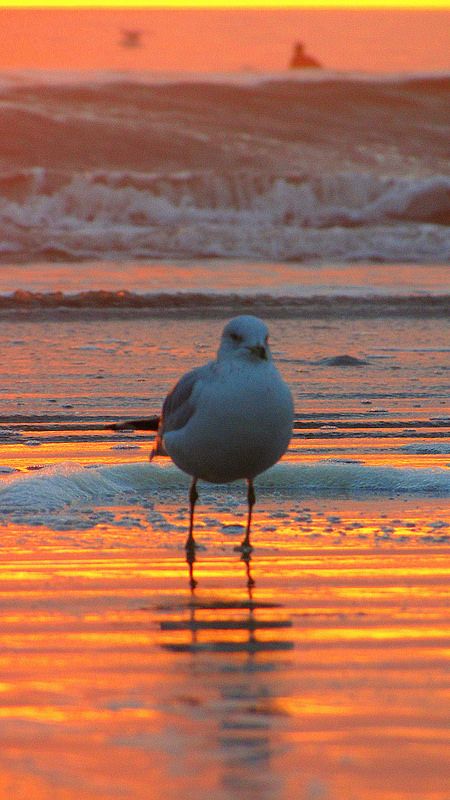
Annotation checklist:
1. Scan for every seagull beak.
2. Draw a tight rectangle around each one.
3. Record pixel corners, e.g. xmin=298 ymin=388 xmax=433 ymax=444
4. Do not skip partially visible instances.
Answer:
xmin=249 ymin=344 xmax=268 ymax=361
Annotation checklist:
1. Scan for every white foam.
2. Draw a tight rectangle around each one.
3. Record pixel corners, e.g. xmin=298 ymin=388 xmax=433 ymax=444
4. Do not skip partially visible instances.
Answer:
xmin=0 ymin=461 xmax=154 ymax=512
xmin=4 ymin=171 xmax=449 ymax=228
xmin=2 ymin=170 xmax=449 ymax=262
xmin=0 ymin=68 xmax=447 ymax=91
xmin=0 ymin=460 xmax=448 ymax=515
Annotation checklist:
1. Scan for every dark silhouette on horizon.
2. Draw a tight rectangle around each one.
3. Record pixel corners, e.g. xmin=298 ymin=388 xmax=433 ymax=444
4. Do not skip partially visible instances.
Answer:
xmin=289 ymin=41 xmax=322 ymax=69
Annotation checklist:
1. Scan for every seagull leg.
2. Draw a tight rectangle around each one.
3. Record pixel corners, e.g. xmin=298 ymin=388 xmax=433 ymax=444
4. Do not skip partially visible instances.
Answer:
xmin=185 ymin=477 xmax=198 ymax=555
xmin=240 ymin=479 xmax=255 ymax=554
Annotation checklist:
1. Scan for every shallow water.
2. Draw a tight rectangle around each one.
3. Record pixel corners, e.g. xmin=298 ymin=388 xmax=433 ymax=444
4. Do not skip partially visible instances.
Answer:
xmin=1 ymin=300 xmax=449 ymax=476
xmin=0 ymin=500 xmax=449 ymax=800
xmin=0 ymin=260 xmax=449 ymax=799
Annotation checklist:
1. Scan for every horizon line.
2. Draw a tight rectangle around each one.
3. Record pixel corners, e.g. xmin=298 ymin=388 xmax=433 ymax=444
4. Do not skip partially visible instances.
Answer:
xmin=1 ymin=1 xmax=449 ymax=9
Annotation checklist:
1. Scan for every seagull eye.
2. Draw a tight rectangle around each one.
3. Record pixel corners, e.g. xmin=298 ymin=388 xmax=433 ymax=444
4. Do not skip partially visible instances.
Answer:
xmin=230 ymin=332 xmax=243 ymax=343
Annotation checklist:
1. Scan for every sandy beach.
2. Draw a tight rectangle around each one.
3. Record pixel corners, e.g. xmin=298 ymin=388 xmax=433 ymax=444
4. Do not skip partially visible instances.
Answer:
xmin=0 ymin=270 xmax=449 ymax=799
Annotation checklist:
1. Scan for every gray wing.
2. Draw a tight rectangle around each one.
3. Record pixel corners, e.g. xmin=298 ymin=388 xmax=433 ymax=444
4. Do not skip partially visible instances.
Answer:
xmin=151 ymin=363 xmax=212 ymax=458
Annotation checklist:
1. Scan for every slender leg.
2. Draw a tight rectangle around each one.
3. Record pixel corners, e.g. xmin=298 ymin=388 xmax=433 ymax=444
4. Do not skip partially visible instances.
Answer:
xmin=185 ymin=477 xmax=198 ymax=554
xmin=240 ymin=479 xmax=255 ymax=554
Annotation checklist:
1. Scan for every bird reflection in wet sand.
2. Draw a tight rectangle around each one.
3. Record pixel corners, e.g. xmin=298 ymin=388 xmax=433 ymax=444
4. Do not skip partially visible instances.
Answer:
xmin=158 ymin=563 xmax=294 ymax=800
xmin=186 ymin=546 xmax=254 ymax=592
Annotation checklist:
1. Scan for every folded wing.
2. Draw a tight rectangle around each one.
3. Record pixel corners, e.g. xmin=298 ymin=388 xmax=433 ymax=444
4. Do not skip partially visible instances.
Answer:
xmin=152 ymin=363 xmax=212 ymax=458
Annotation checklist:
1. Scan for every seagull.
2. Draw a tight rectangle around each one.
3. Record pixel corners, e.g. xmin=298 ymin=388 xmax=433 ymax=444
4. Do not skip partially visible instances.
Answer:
xmin=150 ymin=315 xmax=294 ymax=554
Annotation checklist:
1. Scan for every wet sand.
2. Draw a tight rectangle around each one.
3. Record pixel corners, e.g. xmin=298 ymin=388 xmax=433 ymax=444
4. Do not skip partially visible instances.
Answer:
xmin=0 ymin=288 xmax=449 ymax=798
xmin=0 ymin=489 xmax=449 ymax=800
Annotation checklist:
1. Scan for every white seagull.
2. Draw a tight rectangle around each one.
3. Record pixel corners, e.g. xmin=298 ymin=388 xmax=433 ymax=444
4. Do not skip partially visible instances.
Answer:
xmin=151 ymin=315 xmax=294 ymax=554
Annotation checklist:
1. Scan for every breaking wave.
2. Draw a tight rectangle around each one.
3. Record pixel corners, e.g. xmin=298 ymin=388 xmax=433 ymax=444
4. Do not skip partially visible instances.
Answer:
xmin=0 ymin=460 xmax=449 ymax=515
xmin=0 ymin=74 xmax=449 ymax=262
xmin=2 ymin=167 xmax=449 ymax=226
xmin=0 ymin=289 xmax=448 ymax=319
xmin=0 ymin=168 xmax=448 ymax=263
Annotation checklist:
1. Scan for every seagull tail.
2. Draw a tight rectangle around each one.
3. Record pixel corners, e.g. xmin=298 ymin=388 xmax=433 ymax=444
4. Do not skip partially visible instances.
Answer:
xmin=107 ymin=416 xmax=160 ymax=432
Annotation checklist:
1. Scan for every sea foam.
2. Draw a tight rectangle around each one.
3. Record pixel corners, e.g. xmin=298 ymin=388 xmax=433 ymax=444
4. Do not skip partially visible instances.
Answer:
xmin=0 ymin=460 xmax=449 ymax=515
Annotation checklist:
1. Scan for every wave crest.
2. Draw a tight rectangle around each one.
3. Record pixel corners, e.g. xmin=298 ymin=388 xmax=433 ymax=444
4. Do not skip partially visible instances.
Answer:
xmin=0 ymin=168 xmax=449 ymax=262
xmin=1 ymin=460 xmax=449 ymax=515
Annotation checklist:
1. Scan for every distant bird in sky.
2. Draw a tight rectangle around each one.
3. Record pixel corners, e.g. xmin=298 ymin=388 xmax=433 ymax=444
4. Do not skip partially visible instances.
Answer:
xmin=119 ymin=30 xmax=144 ymax=49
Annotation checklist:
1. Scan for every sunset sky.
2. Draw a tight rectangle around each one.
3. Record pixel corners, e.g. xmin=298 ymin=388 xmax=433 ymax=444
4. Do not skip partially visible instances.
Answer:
xmin=0 ymin=6 xmax=449 ymax=73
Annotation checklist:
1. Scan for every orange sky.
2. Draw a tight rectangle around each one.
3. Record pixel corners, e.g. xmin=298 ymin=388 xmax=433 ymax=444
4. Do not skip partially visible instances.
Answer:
xmin=0 ymin=8 xmax=449 ymax=73
xmin=0 ymin=8 xmax=450 ymax=72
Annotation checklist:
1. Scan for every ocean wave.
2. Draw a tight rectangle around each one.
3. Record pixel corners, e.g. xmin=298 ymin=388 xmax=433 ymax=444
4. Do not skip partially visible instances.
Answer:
xmin=0 ymin=69 xmax=448 ymax=91
xmin=0 ymin=168 xmax=448 ymax=263
xmin=2 ymin=222 xmax=449 ymax=264
xmin=1 ymin=74 xmax=448 ymax=179
xmin=0 ymin=73 xmax=448 ymax=263
xmin=1 ymin=168 xmax=449 ymax=227
xmin=0 ymin=460 xmax=449 ymax=515
xmin=0 ymin=290 xmax=448 ymax=318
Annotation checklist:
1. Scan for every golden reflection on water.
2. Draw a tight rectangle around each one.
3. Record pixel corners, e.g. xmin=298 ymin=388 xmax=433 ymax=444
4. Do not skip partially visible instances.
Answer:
xmin=0 ymin=509 xmax=447 ymax=800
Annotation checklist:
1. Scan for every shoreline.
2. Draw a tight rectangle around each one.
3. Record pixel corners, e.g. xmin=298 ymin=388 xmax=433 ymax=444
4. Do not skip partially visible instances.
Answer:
xmin=1 ymin=293 xmax=449 ymax=321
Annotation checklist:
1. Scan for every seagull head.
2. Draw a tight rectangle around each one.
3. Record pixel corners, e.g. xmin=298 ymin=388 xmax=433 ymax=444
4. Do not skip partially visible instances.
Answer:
xmin=217 ymin=315 xmax=271 ymax=363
